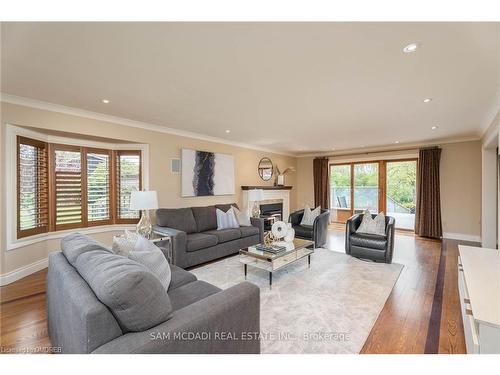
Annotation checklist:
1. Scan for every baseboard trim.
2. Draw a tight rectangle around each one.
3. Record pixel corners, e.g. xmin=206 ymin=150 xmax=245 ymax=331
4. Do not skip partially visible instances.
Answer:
xmin=442 ymin=232 xmax=481 ymax=243
xmin=0 ymin=258 xmax=48 ymax=286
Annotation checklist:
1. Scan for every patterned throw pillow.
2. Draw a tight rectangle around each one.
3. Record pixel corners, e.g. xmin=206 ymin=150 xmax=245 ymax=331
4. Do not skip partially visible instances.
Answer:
xmin=232 ymin=205 xmax=252 ymax=226
xmin=356 ymin=209 xmax=386 ymax=236
xmin=300 ymin=205 xmax=321 ymax=226
xmin=112 ymin=230 xmax=138 ymax=256
xmin=216 ymin=207 xmax=239 ymax=230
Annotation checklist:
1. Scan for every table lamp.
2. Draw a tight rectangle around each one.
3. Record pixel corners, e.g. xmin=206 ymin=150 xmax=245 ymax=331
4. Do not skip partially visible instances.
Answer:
xmin=130 ymin=190 xmax=159 ymax=238
xmin=248 ymin=189 xmax=265 ymax=218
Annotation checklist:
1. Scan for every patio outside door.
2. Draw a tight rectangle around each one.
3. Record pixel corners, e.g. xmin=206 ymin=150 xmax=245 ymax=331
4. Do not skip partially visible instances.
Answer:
xmin=330 ymin=159 xmax=417 ymax=229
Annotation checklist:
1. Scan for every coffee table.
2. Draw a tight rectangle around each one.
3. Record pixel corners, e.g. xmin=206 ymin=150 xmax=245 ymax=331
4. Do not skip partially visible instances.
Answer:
xmin=239 ymin=238 xmax=314 ymax=287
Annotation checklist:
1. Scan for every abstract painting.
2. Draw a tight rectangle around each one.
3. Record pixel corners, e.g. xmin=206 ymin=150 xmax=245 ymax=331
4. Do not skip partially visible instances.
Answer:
xmin=181 ymin=149 xmax=235 ymax=197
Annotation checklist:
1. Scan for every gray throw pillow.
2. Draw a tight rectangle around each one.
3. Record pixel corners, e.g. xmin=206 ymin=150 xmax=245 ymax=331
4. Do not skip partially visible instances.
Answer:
xmin=128 ymin=236 xmax=172 ymax=290
xmin=74 ymin=249 xmax=173 ymax=332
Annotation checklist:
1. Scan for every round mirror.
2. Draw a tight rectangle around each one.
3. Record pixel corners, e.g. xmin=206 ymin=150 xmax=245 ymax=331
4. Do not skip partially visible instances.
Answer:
xmin=258 ymin=157 xmax=273 ymax=181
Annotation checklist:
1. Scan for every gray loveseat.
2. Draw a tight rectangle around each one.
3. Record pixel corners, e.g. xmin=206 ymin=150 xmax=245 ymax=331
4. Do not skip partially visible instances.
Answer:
xmin=154 ymin=204 xmax=264 ymax=269
xmin=47 ymin=233 xmax=260 ymax=354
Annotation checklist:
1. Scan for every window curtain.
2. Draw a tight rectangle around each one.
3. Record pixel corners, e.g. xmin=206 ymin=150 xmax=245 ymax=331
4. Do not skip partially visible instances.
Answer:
xmin=313 ymin=157 xmax=330 ymax=209
xmin=415 ymin=148 xmax=442 ymax=238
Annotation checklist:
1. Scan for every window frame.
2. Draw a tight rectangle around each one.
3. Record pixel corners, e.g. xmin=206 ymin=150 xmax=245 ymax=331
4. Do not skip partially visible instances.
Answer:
xmin=17 ymin=136 xmax=49 ymax=239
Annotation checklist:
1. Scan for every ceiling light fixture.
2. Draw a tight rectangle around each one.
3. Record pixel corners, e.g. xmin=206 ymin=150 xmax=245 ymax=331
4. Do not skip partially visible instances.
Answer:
xmin=403 ymin=43 xmax=419 ymax=53
xmin=431 ymin=125 xmax=438 ymax=130
xmin=101 ymin=99 xmax=110 ymax=104
xmin=225 ymin=130 xmax=230 ymax=134
xmin=423 ymin=98 xmax=432 ymax=103
xmin=395 ymin=141 xmax=400 ymax=144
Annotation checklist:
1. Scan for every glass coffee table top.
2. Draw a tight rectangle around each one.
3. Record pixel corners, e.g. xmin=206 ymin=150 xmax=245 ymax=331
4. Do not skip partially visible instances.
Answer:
xmin=239 ymin=238 xmax=315 ymax=287
xmin=240 ymin=238 xmax=314 ymax=260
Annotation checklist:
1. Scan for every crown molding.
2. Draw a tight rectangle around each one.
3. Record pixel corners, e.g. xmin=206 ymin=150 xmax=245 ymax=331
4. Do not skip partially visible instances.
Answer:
xmin=296 ymin=136 xmax=481 ymax=158
xmin=0 ymin=93 xmax=294 ymax=157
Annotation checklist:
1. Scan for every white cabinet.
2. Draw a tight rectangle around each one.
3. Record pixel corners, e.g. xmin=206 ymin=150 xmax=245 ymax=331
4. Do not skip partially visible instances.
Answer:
xmin=458 ymin=246 xmax=500 ymax=354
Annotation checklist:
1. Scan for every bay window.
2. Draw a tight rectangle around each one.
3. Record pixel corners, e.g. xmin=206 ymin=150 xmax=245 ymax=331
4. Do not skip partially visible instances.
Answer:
xmin=16 ymin=136 xmax=143 ymax=239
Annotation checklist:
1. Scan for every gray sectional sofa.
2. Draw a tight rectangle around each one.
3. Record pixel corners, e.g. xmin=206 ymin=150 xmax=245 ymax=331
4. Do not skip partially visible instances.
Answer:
xmin=154 ymin=203 xmax=264 ymax=269
xmin=47 ymin=233 xmax=260 ymax=354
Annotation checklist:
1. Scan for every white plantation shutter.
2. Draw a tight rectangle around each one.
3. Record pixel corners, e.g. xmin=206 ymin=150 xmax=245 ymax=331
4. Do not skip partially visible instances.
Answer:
xmin=17 ymin=136 xmax=49 ymax=238
xmin=86 ymin=150 xmax=111 ymax=223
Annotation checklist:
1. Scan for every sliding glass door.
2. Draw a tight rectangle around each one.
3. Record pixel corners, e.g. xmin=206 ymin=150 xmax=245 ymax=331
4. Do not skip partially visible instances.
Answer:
xmin=386 ymin=160 xmax=417 ymax=230
xmin=353 ymin=163 xmax=379 ymax=214
xmin=329 ymin=159 xmax=417 ymax=230
xmin=330 ymin=164 xmax=352 ymax=222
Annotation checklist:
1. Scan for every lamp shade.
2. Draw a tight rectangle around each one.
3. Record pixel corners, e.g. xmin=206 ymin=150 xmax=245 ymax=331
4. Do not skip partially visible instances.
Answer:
xmin=248 ymin=189 xmax=264 ymax=202
xmin=130 ymin=191 xmax=159 ymax=210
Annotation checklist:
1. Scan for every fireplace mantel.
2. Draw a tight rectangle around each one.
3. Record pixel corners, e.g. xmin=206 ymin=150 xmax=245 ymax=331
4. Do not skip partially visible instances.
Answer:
xmin=241 ymin=185 xmax=293 ymax=190
xmin=241 ymin=186 xmax=291 ymax=221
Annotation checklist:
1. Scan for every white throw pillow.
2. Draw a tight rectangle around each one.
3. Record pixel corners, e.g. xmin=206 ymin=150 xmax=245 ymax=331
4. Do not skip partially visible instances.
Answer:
xmin=356 ymin=209 xmax=386 ymax=236
xmin=300 ymin=205 xmax=321 ymax=226
xmin=232 ymin=205 xmax=252 ymax=226
xmin=112 ymin=230 xmax=138 ymax=256
xmin=128 ymin=236 xmax=171 ymax=290
xmin=216 ymin=208 xmax=239 ymax=230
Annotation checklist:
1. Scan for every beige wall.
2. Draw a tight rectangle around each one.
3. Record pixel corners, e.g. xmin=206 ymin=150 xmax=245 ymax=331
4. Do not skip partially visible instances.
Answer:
xmin=440 ymin=141 xmax=482 ymax=238
xmin=295 ymin=142 xmax=483 ymax=239
xmin=1 ymin=102 xmax=297 ymax=276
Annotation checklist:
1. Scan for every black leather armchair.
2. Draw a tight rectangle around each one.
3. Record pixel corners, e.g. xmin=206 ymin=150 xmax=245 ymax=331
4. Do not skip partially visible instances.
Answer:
xmin=289 ymin=209 xmax=330 ymax=248
xmin=345 ymin=213 xmax=395 ymax=263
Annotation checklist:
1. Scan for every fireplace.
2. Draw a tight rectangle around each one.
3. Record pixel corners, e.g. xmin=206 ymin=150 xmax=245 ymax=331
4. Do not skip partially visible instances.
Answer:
xmin=260 ymin=202 xmax=283 ymax=231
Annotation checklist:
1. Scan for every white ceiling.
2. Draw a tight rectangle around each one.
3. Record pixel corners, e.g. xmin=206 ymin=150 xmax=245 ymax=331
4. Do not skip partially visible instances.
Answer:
xmin=2 ymin=22 xmax=499 ymax=155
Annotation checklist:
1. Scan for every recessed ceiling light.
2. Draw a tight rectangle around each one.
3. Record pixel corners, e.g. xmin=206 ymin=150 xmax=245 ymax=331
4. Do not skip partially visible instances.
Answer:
xmin=403 ymin=43 xmax=419 ymax=53
xmin=431 ymin=125 xmax=438 ymax=130
xmin=423 ymin=98 xmax=432 ymax=103
xmin=225 ymin=130 xmax=230 ymax=133
xmin=101 ymin=99 xmax=110 ymax=104
xmin=395 ymin=141 xmax=400 ymax=144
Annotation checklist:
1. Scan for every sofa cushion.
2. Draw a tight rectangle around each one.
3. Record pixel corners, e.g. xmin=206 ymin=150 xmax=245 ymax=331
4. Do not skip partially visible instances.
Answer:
xmin=238 ymin=226 xmax=259 ymax=238
xmin=349 ymin=233 xmax=387 ymax=250
xmin=74 ymin=249 xmax=173 ymax=332
xmin=156 ymin=208 xmax=197 ymax=234
xmin=293 ymin=224 xmax=313 ymax=239
xmin=191 ymin=205 xmax=217 ymax=232
xmin=186 ymin=233 xmax=218 ymax=252
xmin=215 ymin=203 xmax=239 ymax=213
xmin=168 ymin=265 xmax=197 ymax=291
xmin=61 ymin=233 xmax=111 ymax=265
xmin=204 ymin=228 xmax=241 ymax=243
xmin=168 ymin=280 xmax=221 ymax=311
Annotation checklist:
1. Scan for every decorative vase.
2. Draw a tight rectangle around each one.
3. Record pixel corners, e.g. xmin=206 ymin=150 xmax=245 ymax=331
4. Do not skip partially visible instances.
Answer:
xmin=271 ymin=221 xmax=288 ymax=239
xmin=277 ymin=174 xmax=285 ymax=186
xmin=284 ymin=223 xmax=295 ymax=242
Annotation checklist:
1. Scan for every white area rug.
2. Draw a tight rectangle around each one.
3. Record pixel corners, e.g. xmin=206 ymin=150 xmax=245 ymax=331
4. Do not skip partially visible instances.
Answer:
xmin=191 ymin=247 xmax=403 ymax=354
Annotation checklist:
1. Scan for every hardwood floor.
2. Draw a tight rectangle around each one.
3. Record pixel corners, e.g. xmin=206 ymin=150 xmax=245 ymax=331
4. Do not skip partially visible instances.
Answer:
xmin=0 ymin=227 xmax=470 ymax=354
